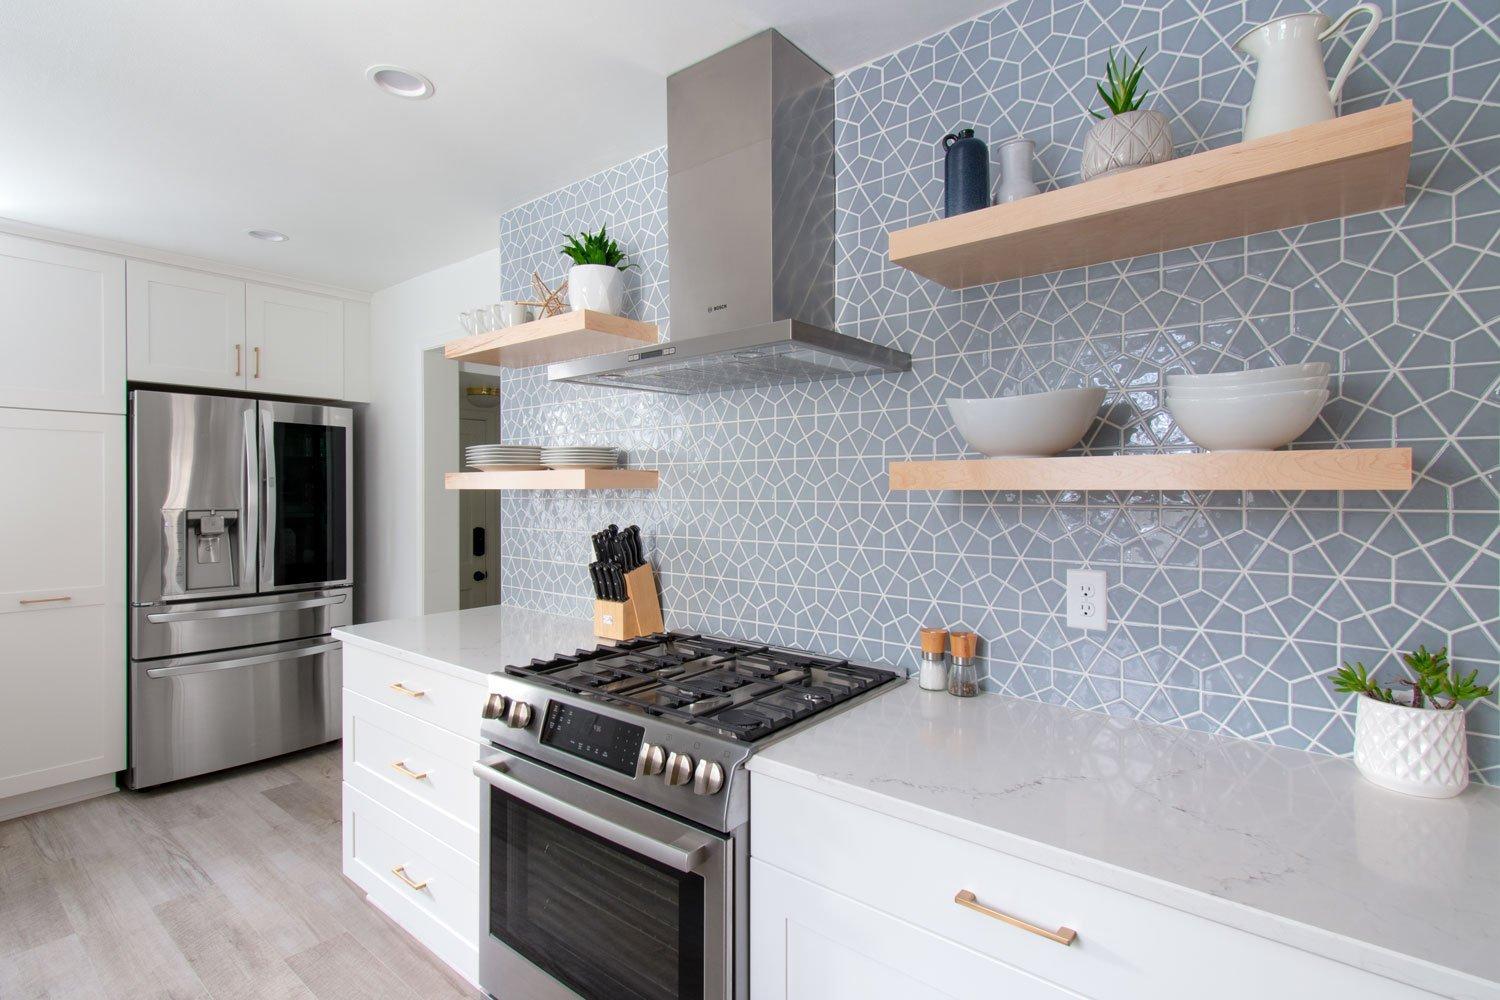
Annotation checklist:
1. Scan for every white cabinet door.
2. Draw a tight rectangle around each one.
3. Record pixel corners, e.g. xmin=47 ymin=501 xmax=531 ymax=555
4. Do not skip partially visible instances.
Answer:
xmin=126 ymin=261 xmax=246 ymax=391
xmin=0 ymin=409 xmax=125 ymax=799
xmin=752 ymin=859 xmax=1080 ymax=1000
xmin=0 ymin=233 xmax=125 ymax=414
xmin=246 ymin=283 xmax=343 ymax=399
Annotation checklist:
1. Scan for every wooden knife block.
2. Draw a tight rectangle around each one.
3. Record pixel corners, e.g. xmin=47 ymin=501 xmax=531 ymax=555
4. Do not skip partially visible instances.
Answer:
xmin=594 ymin=563 xmax=664 ymax=641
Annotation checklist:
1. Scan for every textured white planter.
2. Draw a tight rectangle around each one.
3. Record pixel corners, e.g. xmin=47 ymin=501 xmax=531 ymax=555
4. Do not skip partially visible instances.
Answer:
xmin=1353 ymin=695 xmax=1470 ymax=799
xmin=567 ymin=264 xmax=626 ymax=315
xmin=1081 ymin=109 xmax=1174 ymax=181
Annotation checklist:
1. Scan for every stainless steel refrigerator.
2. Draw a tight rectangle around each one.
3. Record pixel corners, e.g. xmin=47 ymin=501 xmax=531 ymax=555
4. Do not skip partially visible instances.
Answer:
xmin=126 ymin=389 xmax=353 ymax=788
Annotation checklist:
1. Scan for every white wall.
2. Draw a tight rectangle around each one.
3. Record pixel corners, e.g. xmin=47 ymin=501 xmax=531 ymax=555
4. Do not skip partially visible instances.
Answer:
xmin=362 ymin=247 xmax=498 ymax=624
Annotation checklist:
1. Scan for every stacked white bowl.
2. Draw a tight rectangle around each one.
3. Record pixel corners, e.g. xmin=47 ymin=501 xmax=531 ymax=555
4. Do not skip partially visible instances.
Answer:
xmin=1166 ymin=363 xmax=1330 ymax=451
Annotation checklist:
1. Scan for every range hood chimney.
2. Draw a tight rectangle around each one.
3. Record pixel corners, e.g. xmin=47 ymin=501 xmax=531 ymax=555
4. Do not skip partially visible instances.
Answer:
xmin=547 ymin=30 xmax=911 ymax=394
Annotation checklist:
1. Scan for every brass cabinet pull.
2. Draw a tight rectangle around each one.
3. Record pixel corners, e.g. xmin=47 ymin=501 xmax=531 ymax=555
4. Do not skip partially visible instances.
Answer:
xmin=253 ymin=345 xmax=261 ymax=378
xmin=954 ymin=890 xmax=1078 ymax=946
xmin=390 ymin=865 xmax=428 ymax=891
xmin=390 ymin=760 xmax=428 ymax=780
xmin=389 ymin=682 xmax=426 ymax=698
xmin=234 ymin=343 xmax=242 ymax=376
xmin=19 ymin=595 xmax=72 ymax=605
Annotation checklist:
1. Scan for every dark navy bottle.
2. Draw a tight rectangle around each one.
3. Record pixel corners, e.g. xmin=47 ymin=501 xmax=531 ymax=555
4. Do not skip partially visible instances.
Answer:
xmin=942 ymin=128 xmax=990 ymax=217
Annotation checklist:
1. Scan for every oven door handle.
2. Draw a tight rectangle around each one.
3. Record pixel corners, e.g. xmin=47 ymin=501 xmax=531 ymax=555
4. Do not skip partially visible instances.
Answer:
xmin=473 ymin=758 xmax=714 ymax=874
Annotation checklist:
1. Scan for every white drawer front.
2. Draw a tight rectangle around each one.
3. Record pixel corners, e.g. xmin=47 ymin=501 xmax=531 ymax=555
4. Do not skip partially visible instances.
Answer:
xmin=343 ymin=688 xmax=481 ymax=857
xmin=342 ymin=644 xmax=487 ymax=740
xmin=342 ymin=783 xmax=478 ymax=977
xmin=752 ymin=775 xmax=1433 ymax=1000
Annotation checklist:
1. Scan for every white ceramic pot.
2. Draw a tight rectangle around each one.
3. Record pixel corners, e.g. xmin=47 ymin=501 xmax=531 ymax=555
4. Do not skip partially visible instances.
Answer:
xmin=1353 ymin=695 xmax=1470 ymax=799
xmin=1235 ymin=5 xmax=1383 ymax=141
xmin=1081 ymin=109 xmax=1174 ymax=181
xmin=567 ymin=264 xmax=626 ymax=315
xmin=995 ymin=137 xmax=1040 ymax=203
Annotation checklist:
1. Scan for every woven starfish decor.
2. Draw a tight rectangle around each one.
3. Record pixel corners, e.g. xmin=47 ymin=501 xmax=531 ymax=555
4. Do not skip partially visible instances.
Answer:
xmin=520 ymin=271 xmax=569 ymax=318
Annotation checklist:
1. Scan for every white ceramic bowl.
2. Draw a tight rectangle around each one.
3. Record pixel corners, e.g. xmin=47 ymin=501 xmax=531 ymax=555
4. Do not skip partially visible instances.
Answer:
xmin=1167 ymin=362 xmax=1330 ymax=387
xmin=1167 ymin=375 xmax=1328 ymax=399
xmin=1168 ymin=389 xmax=1328 ymax=451
xmin=947 ymin=388 xmax=1106 ymax=457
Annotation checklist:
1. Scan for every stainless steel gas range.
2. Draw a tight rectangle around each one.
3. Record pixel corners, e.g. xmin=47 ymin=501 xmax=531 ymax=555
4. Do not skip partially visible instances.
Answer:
xmin=473 ymin=633 xmax=903 ymax=1000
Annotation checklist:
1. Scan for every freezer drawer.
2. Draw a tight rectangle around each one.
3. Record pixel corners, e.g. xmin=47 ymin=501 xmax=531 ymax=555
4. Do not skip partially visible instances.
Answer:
xmin=131 ymin=586 xmax=352 ymax=659
xmin=128 ymin=635 xmax=342 ymax=788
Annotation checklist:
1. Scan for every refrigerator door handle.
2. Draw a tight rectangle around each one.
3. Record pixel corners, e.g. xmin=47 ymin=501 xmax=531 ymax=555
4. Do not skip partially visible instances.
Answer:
xmin=244 ymin=404 xmax=261 ymax=591
xmin=144 ymin=638 xmax=341 ymax=679
xmin=258 ymin=404 xmax=276 ymax=593
xmin=144 ymin=593 xmax=347 ymax=623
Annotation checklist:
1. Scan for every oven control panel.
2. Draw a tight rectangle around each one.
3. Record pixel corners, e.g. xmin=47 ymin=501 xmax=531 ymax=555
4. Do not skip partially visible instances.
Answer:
xmin=539 ymin=701 xmax=645 ymax=778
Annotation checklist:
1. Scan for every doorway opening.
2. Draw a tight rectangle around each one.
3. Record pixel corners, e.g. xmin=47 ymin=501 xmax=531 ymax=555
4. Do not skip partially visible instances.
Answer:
xmin=459 ymin=370 xmax=501 ymax=608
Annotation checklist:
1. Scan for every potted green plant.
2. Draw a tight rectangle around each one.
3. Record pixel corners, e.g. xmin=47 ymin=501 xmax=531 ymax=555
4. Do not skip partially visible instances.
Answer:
xmin=1080 ymin=48 xmax=1174 ymax=181
xmin=559 ymin=226 xmax=633 ymax=316
xmin=1331 ymin=645 xmax=1491 ymax=798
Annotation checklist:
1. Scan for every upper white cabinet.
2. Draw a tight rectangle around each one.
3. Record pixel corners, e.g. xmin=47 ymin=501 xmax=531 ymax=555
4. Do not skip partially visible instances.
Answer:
xmin=0 ymin=408 xmax=125 ymax=799
xmin=246 ymin=283 xmax=344 ymax=399
xmin=126 ymin=260 xmax=247 ymax=391
xmin=0 ymin=233 xmax=125 ymax=414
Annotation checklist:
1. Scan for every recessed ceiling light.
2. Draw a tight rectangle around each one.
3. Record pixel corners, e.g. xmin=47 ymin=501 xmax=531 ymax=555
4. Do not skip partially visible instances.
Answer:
xmin=246 ymin=229 xmax=288 ymax=242
xmin=367 ymin=64 xmax=435 ymax=100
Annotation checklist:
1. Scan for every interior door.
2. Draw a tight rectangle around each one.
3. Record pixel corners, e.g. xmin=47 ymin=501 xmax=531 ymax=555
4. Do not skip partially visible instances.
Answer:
xmin=0 ymin=232 xmax=125 ymax=414
xmin=459 ymin=415 xmax=499 ymax=608
xmin=246 ymin=283 xmax=344 ymax=399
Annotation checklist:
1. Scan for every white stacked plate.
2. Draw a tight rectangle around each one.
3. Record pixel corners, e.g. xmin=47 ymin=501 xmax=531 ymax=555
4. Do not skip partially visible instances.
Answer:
xmin=466 ymin=444 xmax=543 ymax=471
xmin=1165 ymin=364 xmax=1331 ymax=450
xmin=541 ymin=446 xmax=621 ymax=469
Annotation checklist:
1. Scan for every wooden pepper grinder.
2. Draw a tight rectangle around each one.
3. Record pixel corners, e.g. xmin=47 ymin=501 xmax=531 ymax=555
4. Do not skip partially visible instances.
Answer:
xmin=918 ymin=627 xmax=949 ymax=691
xmin=948 ymin=631 xmax=980 ymax=697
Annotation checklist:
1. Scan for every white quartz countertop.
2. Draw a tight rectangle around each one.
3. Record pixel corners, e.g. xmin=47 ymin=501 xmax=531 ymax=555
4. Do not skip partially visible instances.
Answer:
xmin=333 ymin=605 xmax=601 ymax=685
xmin=750 ymin=684 xmax=1500 ymax=999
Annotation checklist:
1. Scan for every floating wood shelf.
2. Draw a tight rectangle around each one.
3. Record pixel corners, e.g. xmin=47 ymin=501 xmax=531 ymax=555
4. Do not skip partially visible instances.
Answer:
xmin=888 ymin=102 xmax=1413 ymax=289
xmin=443 ymin=310 xmax=657 ymax=368
xmin=445 ymin=468 xmax=659 ymax=491
xmin=889 ymin=448 xmax=1412 ymax=492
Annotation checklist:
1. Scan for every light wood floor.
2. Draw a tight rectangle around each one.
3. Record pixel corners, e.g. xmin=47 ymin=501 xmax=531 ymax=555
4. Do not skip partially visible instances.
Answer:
xmin=0 ymin=745 xmax=479 ymax=999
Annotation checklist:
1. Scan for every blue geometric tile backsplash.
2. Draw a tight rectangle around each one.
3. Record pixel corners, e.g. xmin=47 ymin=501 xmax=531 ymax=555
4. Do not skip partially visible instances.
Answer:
xmin=497 ymin=0 xmax=1500 ymax=781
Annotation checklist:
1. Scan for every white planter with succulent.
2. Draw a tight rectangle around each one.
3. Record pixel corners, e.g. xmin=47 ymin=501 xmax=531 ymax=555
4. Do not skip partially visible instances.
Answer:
xmin=561 ymin=226 xmax=632 ymax=316
xmin=1081 ymin=48 xmax=1174 ymax=181
xmin=1333 ymin=645 xmax=1491 ymax=799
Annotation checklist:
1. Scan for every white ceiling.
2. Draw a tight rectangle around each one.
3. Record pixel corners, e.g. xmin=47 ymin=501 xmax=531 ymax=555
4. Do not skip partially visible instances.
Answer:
xmin=0 ymin=0 xmax=999 ymax=292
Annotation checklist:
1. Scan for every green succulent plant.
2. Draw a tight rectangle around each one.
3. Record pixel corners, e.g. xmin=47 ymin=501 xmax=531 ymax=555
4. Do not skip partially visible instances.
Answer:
xmin=559 ymin=226 xmax=633 ymax=270
xmin=1331 ymin=644 xmax=1493 ymax=710
xmin=1090 ymin=47 xmax=1150 ymax=119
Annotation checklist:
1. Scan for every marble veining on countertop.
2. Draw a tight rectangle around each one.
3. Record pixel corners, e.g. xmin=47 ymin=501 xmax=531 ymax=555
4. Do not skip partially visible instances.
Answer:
xmin=334 ymin=605 xmax=601 ymax=684
xmin=751 ymin=684 xmax=1500 ymax=999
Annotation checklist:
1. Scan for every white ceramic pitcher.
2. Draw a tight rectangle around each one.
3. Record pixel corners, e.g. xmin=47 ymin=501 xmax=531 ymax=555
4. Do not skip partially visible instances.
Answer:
xmin=1236 ymin=4 xmax=1382 ymax=141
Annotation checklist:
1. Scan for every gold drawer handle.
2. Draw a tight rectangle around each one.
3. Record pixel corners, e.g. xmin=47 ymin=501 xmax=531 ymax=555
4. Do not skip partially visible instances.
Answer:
xmin=389 ymin=682 xmax=426 ymax=698
xmin=19 ymin=595 xmax=72 ymax=605
xmin=954 ymin=890 xmax=1077 ymax=946
xmin=390 ymin=760 xmax=428 ymax=781
xmin=390 ymin=865 xmax=428 ymax=892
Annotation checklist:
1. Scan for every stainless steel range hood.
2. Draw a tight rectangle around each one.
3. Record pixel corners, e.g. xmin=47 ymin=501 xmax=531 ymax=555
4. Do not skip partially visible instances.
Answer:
xmin=548 ymin=30 xmax=911 ymax=395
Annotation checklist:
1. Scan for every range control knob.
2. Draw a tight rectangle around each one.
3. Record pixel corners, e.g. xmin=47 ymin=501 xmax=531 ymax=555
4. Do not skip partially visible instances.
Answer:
xmin=692 ymin=759 xmax=726 ymax=796
xmin=504 ymin=700 xmax=534 ymax=729
xmin=638 ymin=742 xmax=666 ymax=776
xmin=481 ymin=693 xmax=508 ymax=720
xmin=663 ymin=751 xmax=695 ymax=787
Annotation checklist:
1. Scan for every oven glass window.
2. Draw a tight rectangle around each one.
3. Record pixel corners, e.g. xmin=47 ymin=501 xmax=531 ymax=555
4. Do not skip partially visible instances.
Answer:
xmin=271 ymin=422 xmax=347 ymax=587
xmin=490 ymin=787 xmax=705 ymax=1000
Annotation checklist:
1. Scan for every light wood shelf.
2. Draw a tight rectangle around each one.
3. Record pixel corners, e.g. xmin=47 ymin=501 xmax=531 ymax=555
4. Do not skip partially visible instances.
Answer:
xmin=445 ymin=468 xmax=660 ymax=491
xmin=888 ymin=102 xmax=1413 ymax=289
xmin=889 ymin=448 xmax=1412 ymax=492
xmin=443 ymin=309 xmax=657 ymax=368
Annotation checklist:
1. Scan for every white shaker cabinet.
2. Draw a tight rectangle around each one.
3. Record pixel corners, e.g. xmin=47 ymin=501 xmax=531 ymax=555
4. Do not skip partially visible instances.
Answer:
xmin=126 ymin=261 xmax=247 ymax=391
xmin=246 ymin=283 xmax=344 ymax=399
xmin=0 ymin=233 xmax=125 ymax=414
xmin=0 ymin=408 xmax=125 ymax=801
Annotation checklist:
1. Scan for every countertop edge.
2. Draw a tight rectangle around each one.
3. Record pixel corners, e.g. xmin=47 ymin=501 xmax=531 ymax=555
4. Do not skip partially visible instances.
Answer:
xmin=747 ymin=756 xmax=1498 ymax=1000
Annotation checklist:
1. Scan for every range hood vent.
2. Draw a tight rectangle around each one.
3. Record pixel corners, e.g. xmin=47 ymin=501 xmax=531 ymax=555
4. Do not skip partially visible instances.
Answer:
xmin=548 ymin=30 xmax=910 ymax=394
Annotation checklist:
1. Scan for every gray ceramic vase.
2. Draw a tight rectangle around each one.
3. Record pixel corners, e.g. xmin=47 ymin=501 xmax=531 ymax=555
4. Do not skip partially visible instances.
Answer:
xmin=1080 ymin=108 xmax=1174 ymax=180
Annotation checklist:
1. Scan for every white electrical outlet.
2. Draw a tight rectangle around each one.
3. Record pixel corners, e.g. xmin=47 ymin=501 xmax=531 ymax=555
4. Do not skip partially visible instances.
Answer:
xmin=1066 ymin=568 xmax=1108 ymax=631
